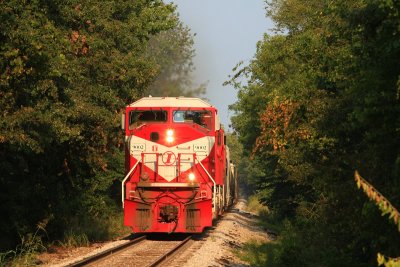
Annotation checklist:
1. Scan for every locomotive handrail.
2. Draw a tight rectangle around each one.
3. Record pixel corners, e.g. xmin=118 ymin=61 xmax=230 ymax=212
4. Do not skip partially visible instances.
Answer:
xmin=195 ymin=158 xmax=216 ymax=212
xmin=121 ymin=159 xmax=142 ymax=207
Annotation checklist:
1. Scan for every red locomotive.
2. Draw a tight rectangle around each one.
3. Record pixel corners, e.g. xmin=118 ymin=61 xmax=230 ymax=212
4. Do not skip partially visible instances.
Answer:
xmin=121 ymin=97 xmax=237 ymax=233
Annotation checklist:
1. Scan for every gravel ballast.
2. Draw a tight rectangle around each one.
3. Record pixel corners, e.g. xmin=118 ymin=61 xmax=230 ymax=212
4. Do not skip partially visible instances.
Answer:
xmin=38 ymin=198 xmax=269 ymax=266
xmin=178 ymin=198 xmax=269 ymax=266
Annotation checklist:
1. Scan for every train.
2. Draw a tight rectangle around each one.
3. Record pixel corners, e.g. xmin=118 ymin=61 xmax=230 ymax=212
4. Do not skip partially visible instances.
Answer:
xmin=121 ymin=96 xmax=238 ymax=233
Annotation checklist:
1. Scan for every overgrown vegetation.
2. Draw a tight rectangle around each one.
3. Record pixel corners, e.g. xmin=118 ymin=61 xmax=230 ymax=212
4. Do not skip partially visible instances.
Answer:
xmin=0 ymin=222 xmax=47 ymax=266
xmin=355 ymin=171 xmax=399 ymax=266
xmin=229 ymin=0 xmax=400 ymax=266
xmin=244 ymin=195 xmax=269 ymax=216
xmin=0 ymin=0 xmax=202 ymax=264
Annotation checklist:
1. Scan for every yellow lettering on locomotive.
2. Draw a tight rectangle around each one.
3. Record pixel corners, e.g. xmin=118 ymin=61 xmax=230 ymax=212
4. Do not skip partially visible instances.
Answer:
xmin=194 ymin=144 xmax=207 ymax=151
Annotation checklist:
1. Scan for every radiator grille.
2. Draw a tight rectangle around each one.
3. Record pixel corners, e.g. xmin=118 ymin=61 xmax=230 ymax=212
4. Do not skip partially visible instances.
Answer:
xmin=186 ymin=209 xmax=200 ymax=230
xmin=136 ymin=208 xmax=151 ymax=231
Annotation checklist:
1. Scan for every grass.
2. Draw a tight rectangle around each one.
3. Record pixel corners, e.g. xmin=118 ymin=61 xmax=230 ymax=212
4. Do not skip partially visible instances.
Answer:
xmin=243 ymin=195 xmax=283 ymax=235
xmin=59 ymin=231 xmax=90 ymax=248
xmin=243 ymin=195 xmax=269 ymax=217
xmin=232 ymin=194 xmax=285 ymax=267
xmin=235 ymin=239 xmax=284 ymax=267
xmin=0 ymin=210 xmax=131 ymax=267
xmin=57 ymin=210 xmax=131 ymax=248
xmin=0 ymin=227 xmax=47 ymax=267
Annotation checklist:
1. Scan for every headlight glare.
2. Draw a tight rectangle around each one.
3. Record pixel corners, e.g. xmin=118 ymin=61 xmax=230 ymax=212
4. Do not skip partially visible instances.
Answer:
xmin=189 ymin=173 xmax=195 ymax=181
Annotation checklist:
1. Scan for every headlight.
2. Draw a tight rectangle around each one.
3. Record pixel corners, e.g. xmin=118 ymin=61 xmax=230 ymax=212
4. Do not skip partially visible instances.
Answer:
xmin=166 ymin=129 xmax=174 ymax=143
xmin=188 ymin=173 xmax=195 ymax=181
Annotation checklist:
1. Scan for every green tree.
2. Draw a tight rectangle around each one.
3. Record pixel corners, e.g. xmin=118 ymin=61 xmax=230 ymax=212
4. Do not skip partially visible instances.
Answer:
xmin=229 ymin=0 xmax=400 ymax=265
xmin=146 ymin=21 xmax=206 ymax=97
xmin=0 ymin=0 xmax=177 ymax=251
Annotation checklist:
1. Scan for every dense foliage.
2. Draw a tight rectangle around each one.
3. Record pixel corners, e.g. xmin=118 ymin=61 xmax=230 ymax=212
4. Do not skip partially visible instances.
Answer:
xmin=0 ymin=0 xmax=199 ymax=252
xmin=230 ymin=0 xmax=400 ymax=266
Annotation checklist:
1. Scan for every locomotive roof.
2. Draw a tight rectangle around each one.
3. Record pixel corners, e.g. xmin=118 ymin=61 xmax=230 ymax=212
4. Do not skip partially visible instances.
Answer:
xmin=128 ymin=97 xmax=215 ymax=109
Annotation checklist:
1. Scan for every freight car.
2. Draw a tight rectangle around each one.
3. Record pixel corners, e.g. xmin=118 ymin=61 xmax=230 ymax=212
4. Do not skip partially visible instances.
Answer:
xmin=121 ymin=97 xmax=237 ymax=233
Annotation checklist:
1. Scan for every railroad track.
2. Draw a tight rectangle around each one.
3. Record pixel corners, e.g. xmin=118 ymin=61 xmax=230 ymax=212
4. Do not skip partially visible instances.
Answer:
xmin=68 ymin=234 xmax=193 ymax=267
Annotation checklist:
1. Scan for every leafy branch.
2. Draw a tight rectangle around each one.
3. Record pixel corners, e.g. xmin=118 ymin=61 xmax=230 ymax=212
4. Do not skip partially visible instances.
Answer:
xmin=355 ymin=171 xmax=399 ymax=231
xmin=354 ymin=171 xmax=400 ymax=267
xmin=377 ymin=253 xmax=400 ymax=267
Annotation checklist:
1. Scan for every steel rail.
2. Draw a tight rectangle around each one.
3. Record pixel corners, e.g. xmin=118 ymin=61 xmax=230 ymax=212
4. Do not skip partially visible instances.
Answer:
xmin=67 ymin=235 xmax=146 ymax=267
xmin=148 ymin=235 xmax=193 ymax=267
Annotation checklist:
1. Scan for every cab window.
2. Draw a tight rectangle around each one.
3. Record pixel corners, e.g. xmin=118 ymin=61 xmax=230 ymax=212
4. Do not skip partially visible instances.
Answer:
xmin=129 ymin=110 xmax=167 ymax=129
xmin=173 ymin=110 xmax=213 ymax=130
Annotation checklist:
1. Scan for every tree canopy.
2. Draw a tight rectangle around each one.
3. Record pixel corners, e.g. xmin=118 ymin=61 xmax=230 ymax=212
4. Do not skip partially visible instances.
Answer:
xmin=146 ymin=21 xmax=206 ymax=97
xmin=230 ymin=0 xmax=400 ymax=265
xmin=0 ymin=0 xmax=200 ymax=251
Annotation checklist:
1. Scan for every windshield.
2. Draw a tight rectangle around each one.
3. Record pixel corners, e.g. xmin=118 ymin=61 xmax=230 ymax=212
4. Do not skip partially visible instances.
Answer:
xmin=129 ymin=110 xmax=167 ymax=129
xmin=173 ymin=110 xmax=213 ymax=130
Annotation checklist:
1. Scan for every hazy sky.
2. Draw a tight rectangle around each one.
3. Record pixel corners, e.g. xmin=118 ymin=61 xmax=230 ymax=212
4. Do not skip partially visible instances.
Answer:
xmin=169 ymin=0 xmax=273 ymax=129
